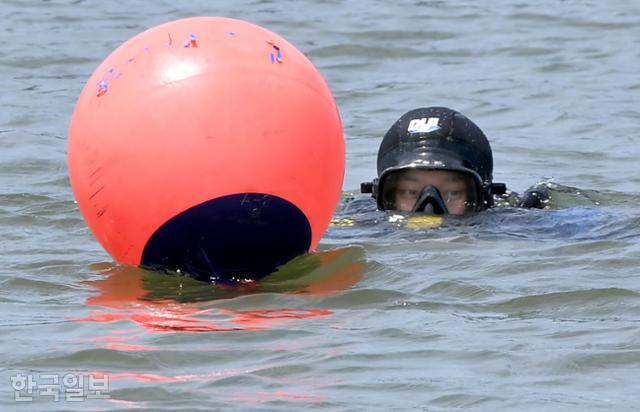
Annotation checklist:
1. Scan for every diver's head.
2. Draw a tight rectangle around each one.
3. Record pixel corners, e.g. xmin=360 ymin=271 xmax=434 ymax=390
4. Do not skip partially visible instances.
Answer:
xmin=361 ymin=107 xmax=506 ymax=214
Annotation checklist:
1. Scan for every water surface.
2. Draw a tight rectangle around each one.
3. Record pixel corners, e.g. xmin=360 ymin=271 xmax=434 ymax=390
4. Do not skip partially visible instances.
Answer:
xmin=2 ymin=1 xmax=640 ymax=410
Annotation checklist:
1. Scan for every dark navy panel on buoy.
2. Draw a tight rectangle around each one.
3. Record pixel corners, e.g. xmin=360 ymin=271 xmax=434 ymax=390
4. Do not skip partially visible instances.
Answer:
xmin=141 ymin=193 xmax=312 ymax=283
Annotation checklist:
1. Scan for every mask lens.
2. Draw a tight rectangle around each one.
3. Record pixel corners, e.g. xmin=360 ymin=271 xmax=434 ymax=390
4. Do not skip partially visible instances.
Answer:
xmin=381 ymin=169 xmax=477 ymax=214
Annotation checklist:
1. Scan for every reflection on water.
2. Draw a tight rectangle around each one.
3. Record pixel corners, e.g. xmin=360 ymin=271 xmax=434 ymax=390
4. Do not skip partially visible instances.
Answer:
xmin=65 ymin=247 xmax=365 ymax=391
xmin=77 ymin=247 xmax=365 ymax=334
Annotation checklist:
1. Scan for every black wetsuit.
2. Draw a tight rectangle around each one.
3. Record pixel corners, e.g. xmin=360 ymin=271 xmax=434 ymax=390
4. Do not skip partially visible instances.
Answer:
xmin=496 ymin=184 xmax=551 ymax=210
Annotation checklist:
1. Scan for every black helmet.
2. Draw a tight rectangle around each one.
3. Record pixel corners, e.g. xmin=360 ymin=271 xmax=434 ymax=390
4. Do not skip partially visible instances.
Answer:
xmin=361 ymin=107 xmax=505 ymax=212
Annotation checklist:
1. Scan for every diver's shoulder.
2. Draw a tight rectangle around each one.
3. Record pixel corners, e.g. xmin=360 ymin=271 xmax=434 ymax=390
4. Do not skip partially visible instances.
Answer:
xmin=493 ymin=182 xmax=551 ymax=210
xmin=518 ymin=184 xmax=551 ymax=209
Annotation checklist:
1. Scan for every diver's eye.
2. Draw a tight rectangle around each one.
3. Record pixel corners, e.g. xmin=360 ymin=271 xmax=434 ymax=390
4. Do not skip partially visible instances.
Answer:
xmin=397 ymin=189 xmax=419 ymax=198
xmin=446 ymin=190 xmax=464 ymax=199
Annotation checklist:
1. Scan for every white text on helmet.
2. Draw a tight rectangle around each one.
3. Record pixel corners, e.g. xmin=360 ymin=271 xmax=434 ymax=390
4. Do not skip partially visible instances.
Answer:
xmin=407 ymin=117 xmax=440 ymax=134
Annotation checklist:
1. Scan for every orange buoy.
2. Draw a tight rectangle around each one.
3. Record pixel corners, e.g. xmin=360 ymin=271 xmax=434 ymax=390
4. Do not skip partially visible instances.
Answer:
xmin=68 ymin=17 xmax=344 ymax=282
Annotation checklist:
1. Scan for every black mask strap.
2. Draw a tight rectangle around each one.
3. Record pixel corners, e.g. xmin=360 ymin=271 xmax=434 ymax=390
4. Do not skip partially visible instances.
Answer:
xmin=411 ymin=185 xmax=449 ymax=214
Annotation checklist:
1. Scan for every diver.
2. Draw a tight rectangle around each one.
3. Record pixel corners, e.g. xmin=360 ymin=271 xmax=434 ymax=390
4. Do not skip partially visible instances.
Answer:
xmin=360 ymin=106 xmax=549 ymax=215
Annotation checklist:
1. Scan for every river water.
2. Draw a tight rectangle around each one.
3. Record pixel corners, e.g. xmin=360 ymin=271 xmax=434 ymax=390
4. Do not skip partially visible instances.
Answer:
xmin=2 ymin=0 xmax=640 ymax=410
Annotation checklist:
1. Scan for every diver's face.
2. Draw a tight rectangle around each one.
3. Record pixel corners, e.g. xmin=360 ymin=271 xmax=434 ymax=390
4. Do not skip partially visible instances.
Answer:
xmin=394 ymin=169 xmax=475 ymax=214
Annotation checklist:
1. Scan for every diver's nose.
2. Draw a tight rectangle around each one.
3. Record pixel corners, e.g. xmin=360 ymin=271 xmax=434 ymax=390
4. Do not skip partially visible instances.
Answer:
xmin=420 ymin=201 xmax=447 ymax=215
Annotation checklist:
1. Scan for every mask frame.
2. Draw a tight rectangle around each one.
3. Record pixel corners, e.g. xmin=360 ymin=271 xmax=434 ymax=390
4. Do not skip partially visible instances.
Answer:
xmin=361 ymin=168 xmax=506 ymax=213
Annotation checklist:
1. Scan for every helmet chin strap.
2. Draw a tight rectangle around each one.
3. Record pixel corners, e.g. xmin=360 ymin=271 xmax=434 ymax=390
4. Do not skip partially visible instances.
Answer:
xmin=411 ymin=185 xmax=449 ymax=215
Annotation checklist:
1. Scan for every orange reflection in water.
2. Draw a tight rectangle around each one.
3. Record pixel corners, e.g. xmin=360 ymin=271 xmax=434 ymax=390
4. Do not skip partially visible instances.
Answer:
xmin=77 ymin=273 xmax=333 ymax=333
xmin=90 ymin=365 xmax=332 ymax=405
xmin=95 ymin=369 xmax=249 ymax=383
xmin=75 ymin=305 xmax=333 ymax=333
xmin=78 ymin=248 xmax=365 ymax=336
xmin=74 ymin=249 xmax=365 ymax=404
xmin=223 ymin=389 xmax=328 ymax=404
xmin=91 ymin=369 xmax=329 ymax=407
